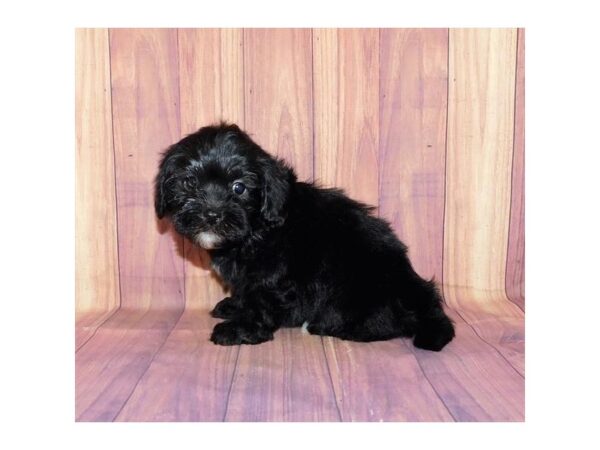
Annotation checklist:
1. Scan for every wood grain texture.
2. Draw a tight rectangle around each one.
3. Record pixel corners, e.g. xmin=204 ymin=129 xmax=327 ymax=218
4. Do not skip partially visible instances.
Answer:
xmin=409 ymin=308 xmax=524 ymax=421
xmin=312 ymin=28 xmax=449 ymax=423
xmin=178 ymin=28 xmax=244 ymax=310
xmin=244 ymin=28 xmax=313 ymax=181
xmin=458 ymin=311 xmax=524 ymax=375
xmin=225 ymin=30 xmax=338 ymax=420
xmin=114 ymin=311 xmax=237 ymax=421
xmin=178 ymin=28 xmax=244 ymax=134
xmin=225 ymin=330 xmax=340 ymax=421
xmin=75 ymin=309 xmax=182 ymax=421
xmin=506 ymin=28 xmax=525 ymax=311
xmin=75 ymin=28 xmax=526 ymax=422
xmin=323 ymin=337 xmax=453 ymax=421
xmin=75 ymin=309 xmax=118 ymax=351
xmin=444 ymin=29 xmax=523 ymax=376
xmin=109 ymin=29 xmax=184 ymax=310
xmin=313 ymin=28 xmax=379 ymax=206
xmin=75 ymin=28 xmax=120 ymax=313
xmin=444 ymin=28 xmax=517 ymax=310
xmin=379 ymin=28 xmax=448 ymax=281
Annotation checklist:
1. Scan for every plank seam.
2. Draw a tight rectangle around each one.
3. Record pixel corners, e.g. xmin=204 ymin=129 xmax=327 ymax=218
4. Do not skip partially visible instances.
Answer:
xmin=174 ymin=28 xmax=187 ymax=311
xmin=222 ymin=346 xmax=242 ymax=421
xmin=377 ymin=27 xmax=382 ymax=208
xmin=375 ymin=28 xmax=380 ymax=215
xmin=320 ymin=337 xmax=343 ymax=421
xmin=504 ymin=28 xmax=525 ymax=314
xmin=407 ymin=342 xmax=457 ymax=421
xmin=241 ymin=28 xmax=246 ymax=129
xmin=441 ymin=28 xmax=450 ymax=307
xmin=242 ymin=28 xmax=247 ymax=137
xmin=75 ymin=308 xmax=121 ymax=353
xmin=450 ymin=306 xmax=524 ymax=379
xmin=107 ymin=28 xmax=123 ymax=314
xmin=111 ymin=308 xmax=187 ymax=421
xmin=310 ymin=28 xmax=316 ymax=182
xmin=221 ymin=28 xmax=246 ymax=423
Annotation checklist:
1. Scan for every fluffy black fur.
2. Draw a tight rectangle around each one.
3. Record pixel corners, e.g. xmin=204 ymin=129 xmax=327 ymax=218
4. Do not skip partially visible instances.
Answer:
xmin=155 ymin=123 xmax=455 ymax=351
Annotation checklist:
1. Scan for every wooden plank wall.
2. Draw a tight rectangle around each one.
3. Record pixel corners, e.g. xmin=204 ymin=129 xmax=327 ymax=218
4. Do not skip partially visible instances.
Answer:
xmin=76 ymin=26 xmax=524 ymax=316
xmin=75 ymin=28 xmax=525 ymax=421
xmin=75 ymin=29 xmax=120 ymax=315
xmin=75 ymin=29 xmax=121 ymax=345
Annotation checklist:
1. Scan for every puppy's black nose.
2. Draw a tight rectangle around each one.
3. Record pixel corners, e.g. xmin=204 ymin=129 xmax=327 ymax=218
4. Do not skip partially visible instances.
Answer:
xmin=205 ymin=210 xmax=221 ymax=225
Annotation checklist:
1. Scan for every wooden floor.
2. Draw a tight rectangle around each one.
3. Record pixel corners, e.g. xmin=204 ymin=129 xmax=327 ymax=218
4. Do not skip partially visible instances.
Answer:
xmin=75 ymin=300 xmax=524 ymax=422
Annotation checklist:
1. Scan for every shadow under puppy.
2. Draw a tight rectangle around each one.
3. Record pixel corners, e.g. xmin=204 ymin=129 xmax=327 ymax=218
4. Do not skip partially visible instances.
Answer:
xmin=155 ymin=123 xmax=455 ymax=351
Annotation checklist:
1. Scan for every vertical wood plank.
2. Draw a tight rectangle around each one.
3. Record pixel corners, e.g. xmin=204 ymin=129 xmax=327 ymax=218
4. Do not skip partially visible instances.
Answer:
xmin=178 ymin=28 xmax=244 ymax=134
xmin=75 ymin=28 xmax=120 ymax=314
xmin=506 ymin=28 xmax=525 ymax=311
xmin=109 ymin=28 xmax=247 ymax=422
xmin=313 ymin=28 xmax=379 ymax=206
xmin=444 ymin=29 xmax=523 ymax=374
xmin=312 ymin=28 xmax=452 ymax=422
xmin=379 ymin=28 xmax=448 ymax=281
xmin=77 ymin=29 xmax=186 ymax=421
xmin=110 ymin=28 xmax=184 ymax=310
xmin=444 ymin=28 xmax=517 ymax=311
xmin=244 ymin=28 xmax=313 ymax=180
xmin=223 ymin=29 xmax=339 ymax=420
xmin=178 ymin=28 xmax=244 ymax=310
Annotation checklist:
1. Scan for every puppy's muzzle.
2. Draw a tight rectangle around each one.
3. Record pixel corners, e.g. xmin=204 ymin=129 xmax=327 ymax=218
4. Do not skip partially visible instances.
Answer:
xmin=204 ymin=210 xmax=222 ymax=225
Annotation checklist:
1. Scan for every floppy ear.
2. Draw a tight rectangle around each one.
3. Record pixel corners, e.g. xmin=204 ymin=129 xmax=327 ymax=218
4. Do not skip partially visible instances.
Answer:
xmin=259 ymin=156 xmax=295 ymax=226
xmin=154 ymin=147 xmax=180 ymax=219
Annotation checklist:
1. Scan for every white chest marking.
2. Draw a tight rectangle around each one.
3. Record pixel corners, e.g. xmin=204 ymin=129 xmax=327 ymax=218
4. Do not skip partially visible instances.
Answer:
xmin=195 ymin=231 xmax=222 ymax=249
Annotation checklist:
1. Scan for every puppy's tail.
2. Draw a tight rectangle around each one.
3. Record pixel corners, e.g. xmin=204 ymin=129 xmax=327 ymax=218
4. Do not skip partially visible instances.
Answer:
xmin=411 ymin=278 xmax=455 ymax=352
xmin=413 ymin=310 xmax=455 ymax=351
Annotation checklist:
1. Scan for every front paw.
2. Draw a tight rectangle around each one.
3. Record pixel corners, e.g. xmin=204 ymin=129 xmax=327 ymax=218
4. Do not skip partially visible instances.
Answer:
xmin=210 ymin=321 xmax=274 ymax=346
xmin=210 ymin=297 xmax=240 ymax=319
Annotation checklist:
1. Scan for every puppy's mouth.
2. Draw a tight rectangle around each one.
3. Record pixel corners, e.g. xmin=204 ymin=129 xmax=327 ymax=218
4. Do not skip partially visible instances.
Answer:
xmin=194 ymin=231 xmax=223 ymax=250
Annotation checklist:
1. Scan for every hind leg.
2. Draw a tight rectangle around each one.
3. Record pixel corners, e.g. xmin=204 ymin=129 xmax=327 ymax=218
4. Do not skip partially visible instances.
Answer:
xmin=307 ymin=322 xmax=405 ymax=342
xmin=306 ymin=306 xmax=417 ymax=342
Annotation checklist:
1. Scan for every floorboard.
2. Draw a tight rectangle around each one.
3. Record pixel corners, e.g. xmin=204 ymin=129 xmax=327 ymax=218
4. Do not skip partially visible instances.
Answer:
xmin=451 ymin=306 xmax=525 ymax=376
xmin=75 ymin=308 xmax=183 ymax=421
xmin=76 ymin=304 xmax=524 ymax=421
xmin=75 ymin=309 xmax=119 ymax=351
xmin=114 ymin=310 xmax=238 ymax=421
xmin=224 ymin=329 xmax=340 ymax=421
xmin=324 ymin=337 xmax=454 ymax=421
xmin=410 ymin=308 xmax=524 ymax=421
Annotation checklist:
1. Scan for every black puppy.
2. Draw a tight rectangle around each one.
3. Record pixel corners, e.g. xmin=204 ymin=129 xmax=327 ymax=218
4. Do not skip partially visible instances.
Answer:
xmin=155 ymin=123 xmax=455 ymax=351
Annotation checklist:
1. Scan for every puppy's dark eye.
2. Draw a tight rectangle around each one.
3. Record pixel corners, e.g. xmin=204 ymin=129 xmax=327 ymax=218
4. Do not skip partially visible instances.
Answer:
xmin=232 ymin=181 xmax=246 ymax=195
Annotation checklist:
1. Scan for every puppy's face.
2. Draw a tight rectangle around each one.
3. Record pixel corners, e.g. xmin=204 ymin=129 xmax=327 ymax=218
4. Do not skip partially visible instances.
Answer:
xmin=155 ymin=124 xmax=294 ymax=249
